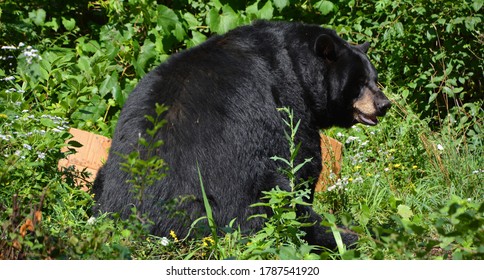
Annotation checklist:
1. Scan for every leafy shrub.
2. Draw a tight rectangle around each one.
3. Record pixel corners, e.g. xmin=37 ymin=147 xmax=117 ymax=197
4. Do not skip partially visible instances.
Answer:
xmin=1 ymin=0 xmax=482 ymax=260
xmin=243 ymin=108 xmax=320 ymax=260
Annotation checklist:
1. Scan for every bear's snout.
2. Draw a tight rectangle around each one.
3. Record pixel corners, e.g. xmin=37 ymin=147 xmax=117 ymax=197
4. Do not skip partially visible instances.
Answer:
xmin=375 ymin=95 xmax=391 ymax=116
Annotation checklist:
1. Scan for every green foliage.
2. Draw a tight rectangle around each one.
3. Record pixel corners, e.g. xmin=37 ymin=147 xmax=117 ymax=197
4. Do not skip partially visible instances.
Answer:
xmin=327 ymin=0 xmax=483 ymax=128
xmin=1 ymin=0 xmax=482 ymax=259
xmin=359 ymin=197 xmax=483 ymax=260
xmin=243 ymin=108 xmax=320 ymax=260
xmin=119 ymin=103 xmax=168 ymax=205
xmin=0 ymin=95 xmax=145 ymax=259
xmin=318 ymin=102 xmax=482 ymax=259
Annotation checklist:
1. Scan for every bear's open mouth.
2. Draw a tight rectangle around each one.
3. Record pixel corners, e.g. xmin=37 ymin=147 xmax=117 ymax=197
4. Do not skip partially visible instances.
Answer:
xmin=355 ymin=111 xmax=378 ymax=126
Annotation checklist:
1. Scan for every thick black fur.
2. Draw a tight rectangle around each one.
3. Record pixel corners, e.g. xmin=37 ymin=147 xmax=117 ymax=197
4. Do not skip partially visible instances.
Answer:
xmin=93 ymin=20 xmax=390 ymax=249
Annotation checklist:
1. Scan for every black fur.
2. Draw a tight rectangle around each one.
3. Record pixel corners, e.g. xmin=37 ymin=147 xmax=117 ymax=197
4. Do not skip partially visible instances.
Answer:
xmin=93 ymin=20 xmax=390 ymax=249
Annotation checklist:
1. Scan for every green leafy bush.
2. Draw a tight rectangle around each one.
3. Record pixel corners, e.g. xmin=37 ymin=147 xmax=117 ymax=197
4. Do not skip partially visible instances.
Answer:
xmin=1 ymin=0 xmax=482 ymax=259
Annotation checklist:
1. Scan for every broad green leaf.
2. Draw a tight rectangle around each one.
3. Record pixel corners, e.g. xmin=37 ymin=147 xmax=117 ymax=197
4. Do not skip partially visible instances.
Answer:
xmin=218 ymin=5 xmax=239 ymax=34
xmin=315 ymin=1 xmax=334 ymax=15
xmin=99 ymin=72 xmax=119 ymax=98
xmin=40 ymin=118 xmax=55 ymax=128
xmin=30 ymin=9 xmax=46 ymax=26
xmin=135 ymin=39 xmax=156 ymax=76
xmin=428 ymin=92 xmax=438 ymax=103
xmin=80 ymin=40 xmax=101 ymax=54
xmin=45 ymin=19 xmax=59 ymax=32
xmin=183 ymin=12 xmax=199 ymax=29
xmin=259 ymin=1 xmax=274 ymax=20
xmin=207 ymin=5 xmax=240 ymax=34
xmin=281 ymin=212 xmax=297 ymax=220
xmin=172 ymin=22 xmax=187 ymax=42
xmin=473 ymin=0 xmax=483 ymax=12
xmin=394 ymin=22 xmax=404 ymax=37
xmin=397 ymin=204 xmax=414 ymax=220
xmin=246 ymin=1 xmax=259 ymax=16
xmin=273 ymin=0 xmax=289 ymax=11
xmin=77 ymin=56 xmax=90 ymax=72
xmin=157 ymin=5 xmax=179 ymax=32
xmin=442 ymin=86 xmax=455 ymax=97
xmin=62 ymin=17 xmax=76 ymax=31
xmin=187 ymin=31 xmax=207 ymax=48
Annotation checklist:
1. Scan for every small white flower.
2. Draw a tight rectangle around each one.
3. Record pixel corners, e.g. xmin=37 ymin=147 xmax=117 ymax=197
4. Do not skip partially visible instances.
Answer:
xmin=384 ymin=168 xmax=390 ymax=172
xmin=336 ymin=132 xmax=344 ymax=138
xmin=345 ymin=136 xmax=360 ymax=144
xmin=1 ymin=45 xmax=17 ymax=50
xmin=1 ymin=76 xmax=15 ymax=81
xmin=37 ymin=152 xmax=46 ymax=159
xmin=18 ymin=42 xmax=25 ymax=48
xmin=87 ymin=217 xmax=96 ymax=225
xmin=437 ymin=144 xmax=444 ymax=151
xmin=23 ymin=143 xmax=32 ymax=150
xmin=14 ymin=150 xmax=25 ymax=159
xmin=160 ymin=237 xmax=170 ymax=246
xmin=354 ymin=177 xmax=364 ymax=184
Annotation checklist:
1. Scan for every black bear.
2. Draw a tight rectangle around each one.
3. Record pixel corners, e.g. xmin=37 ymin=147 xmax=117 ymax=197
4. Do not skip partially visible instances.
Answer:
xmin=92 ymin=20 xmax=391 ymax=249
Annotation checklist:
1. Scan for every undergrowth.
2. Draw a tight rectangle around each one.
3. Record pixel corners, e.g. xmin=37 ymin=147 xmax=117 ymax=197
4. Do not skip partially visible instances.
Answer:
xmin=1 ymin=0 xmax=482 ymax=260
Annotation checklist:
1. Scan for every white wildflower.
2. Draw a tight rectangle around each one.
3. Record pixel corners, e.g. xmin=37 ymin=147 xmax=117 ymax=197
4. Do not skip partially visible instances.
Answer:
xmin=23 ymin=143 xmax=32 ymax=150
xmin=437 ymin=144 xmax=444 ymax=151
xmin=354 ymin=177 xmax=364 ymax=184
xmin=87 ymin=217 xmax=96 ymax=225
xmin=23 ymin=46 xmax=42 ymax=64
xmin=345 ymin=136 xmax=360 ymax=144
xmin=37 ymin=152 xmax=46 ymax=160
xmin=160 ymin=237 xmax=170 ymax=246
xmin=1 ymin=76 xmax=15 ymax=81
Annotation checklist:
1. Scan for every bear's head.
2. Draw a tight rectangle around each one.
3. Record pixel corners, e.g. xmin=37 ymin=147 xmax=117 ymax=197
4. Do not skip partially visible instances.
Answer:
xmin=315 ymin=34 xmax=392 ymax=128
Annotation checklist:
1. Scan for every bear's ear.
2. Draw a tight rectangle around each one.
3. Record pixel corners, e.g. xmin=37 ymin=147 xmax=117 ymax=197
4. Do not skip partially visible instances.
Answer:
xmin=356 ymin=42 xmax=371 ymax=53
xmin=314 ymin=34 xmax=337 ymax=62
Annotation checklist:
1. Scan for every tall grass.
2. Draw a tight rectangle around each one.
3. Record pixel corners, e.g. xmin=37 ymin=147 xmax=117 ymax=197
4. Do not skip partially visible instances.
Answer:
xmin=316 ymin=98 xmax=483 ymax=259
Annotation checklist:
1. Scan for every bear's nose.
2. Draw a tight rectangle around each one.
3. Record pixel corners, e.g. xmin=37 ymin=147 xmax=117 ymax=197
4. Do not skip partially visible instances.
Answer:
xmin=376 ymin=99 xmax=392 ymax=115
